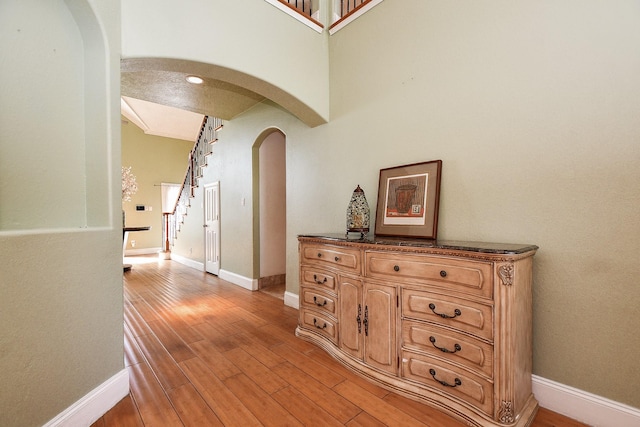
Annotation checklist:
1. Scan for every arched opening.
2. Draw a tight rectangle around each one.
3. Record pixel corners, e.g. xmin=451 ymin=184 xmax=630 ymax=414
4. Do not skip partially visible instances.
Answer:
xmin=121 ymin=58 xmax=327 ymax=128
xmin=253 ymin=129 xmax=286 ymax=300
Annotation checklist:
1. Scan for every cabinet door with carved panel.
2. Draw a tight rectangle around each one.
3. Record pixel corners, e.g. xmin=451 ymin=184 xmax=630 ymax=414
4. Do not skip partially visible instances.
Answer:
xmin=339 ymin=278 xmax=397 ymax=375
xmin=363 ymin=281 xmax=397 ymax=375
xmin=339 ymin=275 xmax=363 ymax=359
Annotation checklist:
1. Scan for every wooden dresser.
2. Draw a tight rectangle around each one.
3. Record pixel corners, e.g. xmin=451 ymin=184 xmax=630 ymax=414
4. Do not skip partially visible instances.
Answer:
xmin=296 ymin=234 xmax=539 ymax=427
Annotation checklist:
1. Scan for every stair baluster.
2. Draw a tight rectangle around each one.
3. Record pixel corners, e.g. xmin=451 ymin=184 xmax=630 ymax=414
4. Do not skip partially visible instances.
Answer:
xmin=166 ymin=116 xmax=223 ymax=250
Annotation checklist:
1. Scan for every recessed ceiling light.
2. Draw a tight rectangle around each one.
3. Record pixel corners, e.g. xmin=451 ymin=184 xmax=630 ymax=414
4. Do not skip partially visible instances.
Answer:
xmin=186 ymin=75 xmax=204 ymax=84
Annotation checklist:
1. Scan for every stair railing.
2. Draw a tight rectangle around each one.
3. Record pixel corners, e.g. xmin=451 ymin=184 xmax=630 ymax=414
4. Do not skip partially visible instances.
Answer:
xmin=164 ymin=116 xmax=223 ymax=251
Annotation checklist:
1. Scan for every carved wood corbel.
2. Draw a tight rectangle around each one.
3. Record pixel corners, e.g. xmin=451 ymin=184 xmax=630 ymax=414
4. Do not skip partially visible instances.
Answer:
xmin=498 ymin=263 xmax=514 ymax=286
xmin=499 ymin=400 xmax=515 ymax=423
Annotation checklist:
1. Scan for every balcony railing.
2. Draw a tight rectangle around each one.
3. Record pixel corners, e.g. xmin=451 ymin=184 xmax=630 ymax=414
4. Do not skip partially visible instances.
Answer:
xmin=279 ymin=0 xmax=314 ymax=18
xmin=279 ymin=0 xmax=371 ymax=20
xmin=271 ymin=0 xmax=379 ymax=32
xmin=330 ymin=0 xmax=375 ymax=30
xmin=274 ymin=0 xmax=323 ymax=29
xmin=337 ymin=0 xmax=369 ymax=18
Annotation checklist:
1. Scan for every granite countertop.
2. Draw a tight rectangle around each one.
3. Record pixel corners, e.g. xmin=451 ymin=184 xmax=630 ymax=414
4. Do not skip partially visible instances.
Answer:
xmin=298 ymin=233 xmax=538 ymax=255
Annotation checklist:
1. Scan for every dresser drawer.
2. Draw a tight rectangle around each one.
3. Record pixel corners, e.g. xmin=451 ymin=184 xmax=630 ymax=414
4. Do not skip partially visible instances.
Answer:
xmin=300 ymin=309 xmax=338 ymax=344
xmin=365 ymin=251 xmax=493 ymax=299
xmin=402 ymin=289 xmax=494 ymax=340
xmin=300 ymin=286 xmax=337 ymax=316
xmin=301 ymin=243 xmax=361 ymax=273
xmin=401 ymin=350 xmax=494 ymax=416
xmin=300 ymin=267 xmax=337 ymax=292
xmin=401 ymin=320 xmax=493 ymax=378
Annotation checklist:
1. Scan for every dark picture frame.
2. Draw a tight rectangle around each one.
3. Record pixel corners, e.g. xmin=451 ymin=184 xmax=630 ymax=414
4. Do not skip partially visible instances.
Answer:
xmin=374 ymin=160 xmax=442 ymax=239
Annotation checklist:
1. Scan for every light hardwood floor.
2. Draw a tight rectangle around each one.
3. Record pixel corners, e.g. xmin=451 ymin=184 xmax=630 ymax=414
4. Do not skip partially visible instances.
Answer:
xmin=91 ymin=257 xmax=588 ymax=427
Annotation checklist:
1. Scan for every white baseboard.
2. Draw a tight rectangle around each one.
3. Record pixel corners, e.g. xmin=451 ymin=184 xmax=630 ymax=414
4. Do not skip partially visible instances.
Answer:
xmin=124 ymin=247 xmax=161 ymax=256
xmin=284 ymin=291 xmax=299 ymax=309
xmin=170 ymin=253 xmax=205 ymax=271
xmin=533 ymin=375 xmax=640 ymax=427
xmin=43 ymin=369 xmax=129 ymax=427
xmin=219 ymin=269 xmax=258 ymax=291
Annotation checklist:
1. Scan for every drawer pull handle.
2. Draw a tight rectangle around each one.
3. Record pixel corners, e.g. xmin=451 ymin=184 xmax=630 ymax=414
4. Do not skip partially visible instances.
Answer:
xmin=429 ymin=336 xmax=462 ymax=354
xmin=313 ymin=296 xmax=327 ymax=307
xmin=363 ymin=305 xmax=369 ymax=336
xmin=334 ymin=256 xmax=340 ymax=262
xmin=317 ymin=253 xmax=322 ymax=258
xmin=356 ymin=304 xmax=362 ymax=333
xmin=313 ymin=275 xmax=327 ymax=285
xmin=429 ymin=368 xmax=462 ymax=388
xmin=429 ymin=303 xmax=462 ymax=319
xmin=440 ymin=270 xmax=447 ymax=277
xmin=393 ymin=265 xmax=400 ymax=272
xmin=313 ymin=318 xmax=327 ymax=329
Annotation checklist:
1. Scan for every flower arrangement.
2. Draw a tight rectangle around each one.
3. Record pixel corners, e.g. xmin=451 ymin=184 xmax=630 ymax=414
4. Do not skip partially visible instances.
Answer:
xmin=122 ymin=166 xmax=138 ymax=202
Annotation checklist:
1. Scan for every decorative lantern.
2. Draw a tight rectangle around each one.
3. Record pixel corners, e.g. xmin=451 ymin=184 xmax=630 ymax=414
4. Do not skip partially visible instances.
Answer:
xmin=346 ymin=185 xmax=370 ymax=236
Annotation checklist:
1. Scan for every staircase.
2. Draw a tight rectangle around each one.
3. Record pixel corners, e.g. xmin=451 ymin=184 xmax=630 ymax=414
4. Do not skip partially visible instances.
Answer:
xmin=166 ymin=116 xmax=223 ymax=249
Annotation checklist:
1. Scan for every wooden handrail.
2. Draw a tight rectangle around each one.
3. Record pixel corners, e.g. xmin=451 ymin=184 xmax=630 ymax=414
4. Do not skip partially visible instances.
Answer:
xmin=330 ymin=0 xmax=372 ymax=30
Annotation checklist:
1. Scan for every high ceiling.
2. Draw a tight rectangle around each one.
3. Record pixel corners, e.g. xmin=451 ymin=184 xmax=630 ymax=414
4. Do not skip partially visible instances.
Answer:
xmin=121 ymin=96 xmax=204 ymax=141
xmin=121 ymin=67 xmax=267 ymax=142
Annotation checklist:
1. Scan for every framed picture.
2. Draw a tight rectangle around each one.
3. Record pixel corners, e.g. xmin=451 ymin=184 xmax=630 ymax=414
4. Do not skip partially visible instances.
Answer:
xmin=374 ymin=160 xmax=442 ymax=239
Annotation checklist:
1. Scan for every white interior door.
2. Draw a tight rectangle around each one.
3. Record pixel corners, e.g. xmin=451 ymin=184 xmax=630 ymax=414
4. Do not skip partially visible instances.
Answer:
xmin=204 ymin=182 xmax=220 ymax=275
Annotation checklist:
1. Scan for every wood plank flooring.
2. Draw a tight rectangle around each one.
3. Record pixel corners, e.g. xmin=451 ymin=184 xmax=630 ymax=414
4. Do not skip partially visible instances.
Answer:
xmin=91 ymin=257 xmax=588 ymax=427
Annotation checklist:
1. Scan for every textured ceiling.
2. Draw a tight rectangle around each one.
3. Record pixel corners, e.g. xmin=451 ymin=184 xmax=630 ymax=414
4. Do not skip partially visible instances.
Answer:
xmin=121 ymin=70 xmax=266 ymax=119
xmin=121 ymin=57 xmax=327 ymax=129
xmin=121 ymin=68 xmax=267 ymax=142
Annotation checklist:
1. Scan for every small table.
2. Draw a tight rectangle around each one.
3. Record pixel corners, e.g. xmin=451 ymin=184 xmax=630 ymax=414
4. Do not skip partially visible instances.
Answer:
xmin=123 ymin=226 xmax=151 ymax=271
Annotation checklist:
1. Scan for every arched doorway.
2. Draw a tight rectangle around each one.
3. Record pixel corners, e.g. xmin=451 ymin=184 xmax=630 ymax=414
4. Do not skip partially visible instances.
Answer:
xmin=253 ymin=129 xmax=286 ymax=299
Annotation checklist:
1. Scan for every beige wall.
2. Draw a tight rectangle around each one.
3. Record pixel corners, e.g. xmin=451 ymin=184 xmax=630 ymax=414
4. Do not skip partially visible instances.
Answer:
xmin=171 ymin=0 xmax=640 ymax=411
xmin=121 ymin=120 xmax=194 ymax=251
xmin=325 ymin=0 xmax=640 ymax=408
xmin=0 ymin=1 xmax=106 ymax=229
xmin=121 ymin=0 xmax=330 ymax=126
xmin=116 ymin=0 xmax=640 ymax=414
xmin=0 ymin=1 xmax=123 ymax=426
